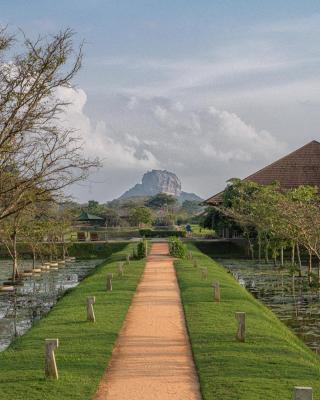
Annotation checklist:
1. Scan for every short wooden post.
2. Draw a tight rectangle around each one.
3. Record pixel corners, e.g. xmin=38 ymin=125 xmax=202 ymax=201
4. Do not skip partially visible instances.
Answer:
xmin=213 ymin=281 xmax=220 ymax=302
xmin=106 ymin=273 xmax=113 ymax=291
xmin=118 ymin=262 xmax=124 ymax=277
xmin=235 ymin=312 xmax=246 ymax=342
xmin=193 ymin=260 xmax=198 ymax=268
xmin=87 ymin=296 xmax=96 ymax=322
xmin=45 ymin=339 xmax=59 ymax=379
xmin=293 ymin=387 xmax=313 ymax=400
xmin=188 ymin=251 xmax=193 ymax=260
xmin=201 ymin=267 xmax=208 ymax=280
xmin=126 ymin=254 xmax=130 ymax=264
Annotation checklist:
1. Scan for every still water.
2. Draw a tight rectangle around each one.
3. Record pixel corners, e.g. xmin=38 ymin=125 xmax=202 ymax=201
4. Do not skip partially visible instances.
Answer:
xmin=0 ymin=258 xmax=103 ymax=351
xmin=218 ymin=259 xmax=320 ymax=351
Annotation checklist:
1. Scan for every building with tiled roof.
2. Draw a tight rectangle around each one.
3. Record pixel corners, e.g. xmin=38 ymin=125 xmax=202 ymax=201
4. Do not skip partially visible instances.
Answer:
xmin=206 ymin=140 xmax=320 ymax=205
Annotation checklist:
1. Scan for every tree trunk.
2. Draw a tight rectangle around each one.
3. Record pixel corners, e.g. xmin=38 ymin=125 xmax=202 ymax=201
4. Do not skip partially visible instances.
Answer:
xmin=308 ymin=250 xmax=312 ymax=285
xmin=258 ymin=233 xmax=262 ymax=263
xmin=249 ymin=241 xmax=254 ymax=260
xmin=264 ymin=243 xmax=269 ymax=264
xmin=273 ymin=253 xmax=277 ymax=267
xmin=296 ymin=244 xmax=302 ymax=277
xmin=32 ymin=249 xmax=36 ymax=269
xmin=291 ymin=244 xmax=295 ymax=265
xmin=12 ymin=230 xmax=18 ymax=282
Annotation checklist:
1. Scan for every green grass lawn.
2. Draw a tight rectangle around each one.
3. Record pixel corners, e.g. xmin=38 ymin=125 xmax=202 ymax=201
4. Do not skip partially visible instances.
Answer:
xmin=0 ymin=243 xmax=145 ymax=400
xmin=175 ymin=242 xmax=320 ymax=400
xmin=189 ymin=224 xmax=215 ymax=237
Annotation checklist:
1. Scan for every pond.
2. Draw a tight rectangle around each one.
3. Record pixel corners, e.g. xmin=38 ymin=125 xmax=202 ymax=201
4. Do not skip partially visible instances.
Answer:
xmin=0 ymin=258 xmax=103 ymax=351
xmin=217 ymin=259 xmax=320 ymax=352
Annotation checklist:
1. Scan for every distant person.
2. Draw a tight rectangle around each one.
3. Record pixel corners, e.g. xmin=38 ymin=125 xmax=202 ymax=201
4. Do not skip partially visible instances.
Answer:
xmin=185 ymin=224 xmax=192 ymax=237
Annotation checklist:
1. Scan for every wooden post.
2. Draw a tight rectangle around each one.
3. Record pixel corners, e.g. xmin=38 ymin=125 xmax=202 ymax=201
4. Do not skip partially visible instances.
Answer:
xmin=201 ymin=267 xmax=208 ymax=280
xmin=87 ymin=296 xmax=96 ymax=322
xmin=126 ymin=254 xmax=130 ymax=264
xmin=293 ymin=387 xmax=313 ymax=400
xmin=235 ymin=312 xmax=246 ymax=342
xmin=106 ymin=273 xmax=113 ymax=291
xmin=118 ymin=262 xmax=124 ymax=277
xmin=212 ymin=281 xmax=220 ymax=302
xmin=193 ymin=260 xmax=198 ymax=268
xmin=45 ymin=339 xmax=59 ymax=379
xmin=188 ymin=251 xmax=193 ymax=260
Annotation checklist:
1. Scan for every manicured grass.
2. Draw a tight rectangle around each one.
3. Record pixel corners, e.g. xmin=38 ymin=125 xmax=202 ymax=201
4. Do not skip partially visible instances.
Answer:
xmin=0 ymin=243 xmax=145 ymax=400
xmin=175 ymin=242 xmax=320 ymax=399
xmin=189 ymin=224 xmax=215 ymax=237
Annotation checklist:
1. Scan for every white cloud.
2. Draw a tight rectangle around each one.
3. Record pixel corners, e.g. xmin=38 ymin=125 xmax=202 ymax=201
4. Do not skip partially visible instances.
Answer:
xmin=56 ymin=87 xmax=159 ymax=171
xmin=56 ymin=87 xmax=287 ymax=200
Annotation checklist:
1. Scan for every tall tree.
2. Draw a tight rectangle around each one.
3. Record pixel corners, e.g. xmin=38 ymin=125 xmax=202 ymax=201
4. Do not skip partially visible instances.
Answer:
xmin=0 ymin=28 xmax=99 ymax=221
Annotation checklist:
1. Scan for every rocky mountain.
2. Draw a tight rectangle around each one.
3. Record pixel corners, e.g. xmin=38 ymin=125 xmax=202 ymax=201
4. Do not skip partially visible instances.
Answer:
xmin=119 ymin=170 xmax=203 ymax=203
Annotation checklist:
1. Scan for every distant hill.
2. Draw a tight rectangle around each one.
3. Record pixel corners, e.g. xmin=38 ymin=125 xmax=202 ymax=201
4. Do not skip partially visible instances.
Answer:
xmin=119 ymin=170 xmax=203 ymax=203
xmin=178 ymin=191 xmax=203 ymax=203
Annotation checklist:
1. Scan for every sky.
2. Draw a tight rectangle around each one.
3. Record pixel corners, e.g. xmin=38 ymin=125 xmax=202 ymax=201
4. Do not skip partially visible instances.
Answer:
xmin=2 ymin=0 xmax=320 ymax=202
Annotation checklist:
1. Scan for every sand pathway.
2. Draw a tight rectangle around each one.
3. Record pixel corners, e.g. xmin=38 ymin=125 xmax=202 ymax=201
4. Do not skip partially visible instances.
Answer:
xmin=93 ymin=242 xmax=201 ymax=400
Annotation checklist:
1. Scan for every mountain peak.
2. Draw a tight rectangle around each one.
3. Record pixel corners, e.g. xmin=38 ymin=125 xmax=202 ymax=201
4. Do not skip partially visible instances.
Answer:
xmin=119 ymin=170 xmax=202 ymax=202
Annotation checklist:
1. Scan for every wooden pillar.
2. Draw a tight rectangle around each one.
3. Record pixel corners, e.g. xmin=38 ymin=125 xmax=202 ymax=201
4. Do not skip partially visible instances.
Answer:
xmin=201 ymin=267 xmax=208 ymax=280
xmin=118 ymin=262 xmax=124 ymax=277
xmin=106 ymin=273 xmax=113 ymax=291
xmin=45 ymin=339 xmax=59 ymax=379
xmin=235 ymin=312 xmax=246 ymax=342
xmin=293 ymin=387 xmax=313 ymax=400
xmin=87 ymin=296 xmax=96 ymax=322
xmin=212 ymin=281 xmax=220 ymax=302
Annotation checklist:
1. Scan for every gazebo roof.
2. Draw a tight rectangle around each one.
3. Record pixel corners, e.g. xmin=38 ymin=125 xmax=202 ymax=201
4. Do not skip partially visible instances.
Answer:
xmin=77 ymin=211 xmax=104 ymax=221
xmin=206 ymin=140 xmax=320 ymax=204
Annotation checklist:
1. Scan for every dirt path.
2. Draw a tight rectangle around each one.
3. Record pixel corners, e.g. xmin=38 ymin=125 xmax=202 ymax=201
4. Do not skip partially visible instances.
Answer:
xmin=93 ymin=242 xmax=202 ymax=400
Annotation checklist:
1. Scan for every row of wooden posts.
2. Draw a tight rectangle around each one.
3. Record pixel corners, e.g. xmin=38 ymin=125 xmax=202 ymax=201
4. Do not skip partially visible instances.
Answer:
xmin=44 ymin=256 xmax=130 ymax=380
xmin=190 ymin=253 xmax=314 ymax=400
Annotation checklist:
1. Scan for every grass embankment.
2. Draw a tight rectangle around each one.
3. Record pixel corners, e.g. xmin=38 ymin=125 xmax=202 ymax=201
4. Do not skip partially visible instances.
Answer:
xmin=0 ymin=243 xmax=145 ymax=400
xmin=175 ymin=242 xmax=320 ymax=399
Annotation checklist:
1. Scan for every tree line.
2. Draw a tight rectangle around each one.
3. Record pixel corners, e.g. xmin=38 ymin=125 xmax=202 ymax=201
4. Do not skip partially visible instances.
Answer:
xmin=206 ymin=178 xmax=320 ymax=286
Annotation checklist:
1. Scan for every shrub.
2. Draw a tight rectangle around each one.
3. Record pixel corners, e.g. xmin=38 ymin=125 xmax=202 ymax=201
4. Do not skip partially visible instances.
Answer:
xmin=135 ymin=240 xmax=148 ymax=259
xmin=139 ymin=229 xmax=186 ymax=238
xmin=168 ymin=236 xmax=187 ymax=258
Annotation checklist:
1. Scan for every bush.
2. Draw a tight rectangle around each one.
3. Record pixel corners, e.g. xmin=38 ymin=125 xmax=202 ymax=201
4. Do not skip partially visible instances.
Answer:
xmin=139 ymin=229 xmax=186 ymax=238
xmin=168 ymin=236 xmax=187 ymax=258
xmin=134 ymin=240 xmax=148 ymax=259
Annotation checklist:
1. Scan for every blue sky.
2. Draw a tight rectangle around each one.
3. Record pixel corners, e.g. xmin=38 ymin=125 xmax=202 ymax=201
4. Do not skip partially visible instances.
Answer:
xmin=2 ymin=1 xmax=320 ymax=201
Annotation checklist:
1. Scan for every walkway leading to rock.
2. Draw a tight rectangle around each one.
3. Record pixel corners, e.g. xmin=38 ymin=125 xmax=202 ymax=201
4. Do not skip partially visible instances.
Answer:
xmin=93 ymin=242 xmax=201 ymax=400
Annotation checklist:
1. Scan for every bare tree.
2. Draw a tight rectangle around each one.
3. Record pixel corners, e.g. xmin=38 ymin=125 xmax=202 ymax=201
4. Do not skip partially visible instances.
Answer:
xmin=0 ymin=27 xmax=99 ymax=221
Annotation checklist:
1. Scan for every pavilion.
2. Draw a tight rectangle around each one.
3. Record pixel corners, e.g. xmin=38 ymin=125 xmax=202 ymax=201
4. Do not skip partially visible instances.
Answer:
xmin=75 ymin=211 xmax=105 ymax=241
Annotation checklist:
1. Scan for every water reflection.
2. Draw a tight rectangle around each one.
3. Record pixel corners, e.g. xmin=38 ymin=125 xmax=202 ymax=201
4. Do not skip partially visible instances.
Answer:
xmin=218 ymin=259 xmax=320 ymax=351
xmin=0 ymin=259 xmax=103 ymax=351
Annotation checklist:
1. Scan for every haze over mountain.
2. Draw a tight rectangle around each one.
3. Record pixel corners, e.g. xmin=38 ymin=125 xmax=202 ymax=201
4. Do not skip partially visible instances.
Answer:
xmin=119 ymin=170 xmax=203 ymax=203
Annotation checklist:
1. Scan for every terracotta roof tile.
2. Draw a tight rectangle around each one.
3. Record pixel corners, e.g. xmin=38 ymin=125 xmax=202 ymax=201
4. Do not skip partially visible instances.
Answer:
xmin=206 ymin=140 xmax=320 ymax=204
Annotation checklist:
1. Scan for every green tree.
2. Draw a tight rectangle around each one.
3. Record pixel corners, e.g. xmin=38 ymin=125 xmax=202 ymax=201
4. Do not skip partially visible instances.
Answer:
xmin=86 ymin=200 xmax=106 ymax=216
xmin=146 ymin=193 xmax=177 ymax=209
xmin=129 ymin=207 xmax=153 ymax=227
